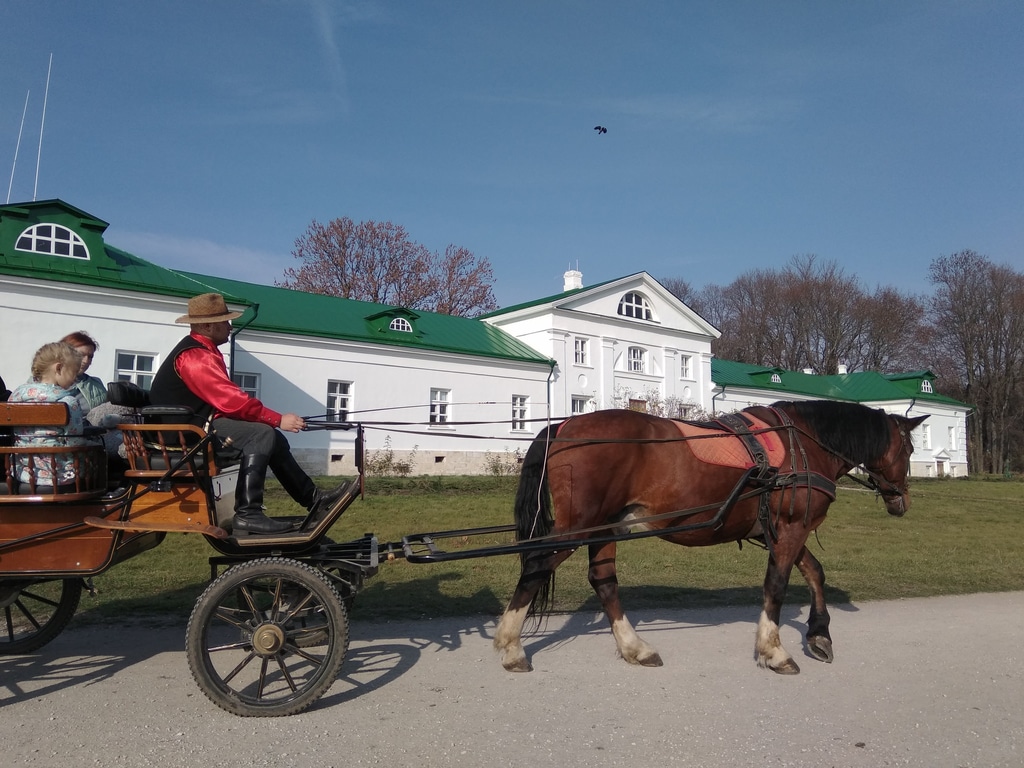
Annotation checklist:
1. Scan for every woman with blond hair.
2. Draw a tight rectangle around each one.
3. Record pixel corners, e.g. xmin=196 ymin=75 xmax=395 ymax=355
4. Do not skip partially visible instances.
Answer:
xmin=8 ymin=342 xmax=93 ymax=487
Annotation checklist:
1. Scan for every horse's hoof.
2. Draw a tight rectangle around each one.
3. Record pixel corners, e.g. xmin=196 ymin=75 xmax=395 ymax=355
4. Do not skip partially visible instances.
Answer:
xmin=771 ymin=658 xmax=801 ymax=675
xmin=501 ymin=658 xmax=533 ymax=673
xmin=808 ymin=636 xmax=834 ymax=663
xmin=637 ymin=651 xmax=664 ymax=667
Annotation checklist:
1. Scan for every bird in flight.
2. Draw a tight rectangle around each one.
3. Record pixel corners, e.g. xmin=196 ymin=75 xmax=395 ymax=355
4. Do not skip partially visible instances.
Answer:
xmin=594 ymin=125 xmax=607 ymax=134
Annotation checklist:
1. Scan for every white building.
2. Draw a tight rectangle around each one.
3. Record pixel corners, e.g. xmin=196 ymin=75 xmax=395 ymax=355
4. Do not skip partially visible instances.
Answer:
xmin=1 ymin=199 xmax=970 ymax=477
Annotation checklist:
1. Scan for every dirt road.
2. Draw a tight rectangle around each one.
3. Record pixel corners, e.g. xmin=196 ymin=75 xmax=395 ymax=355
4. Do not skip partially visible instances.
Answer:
xmin=3 ymin=592 xmax=1022 ymax=767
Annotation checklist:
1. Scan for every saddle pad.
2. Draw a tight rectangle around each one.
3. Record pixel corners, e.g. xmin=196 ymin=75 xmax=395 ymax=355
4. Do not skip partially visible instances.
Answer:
xmin=672 ymin=415 xmax=786 ymax=469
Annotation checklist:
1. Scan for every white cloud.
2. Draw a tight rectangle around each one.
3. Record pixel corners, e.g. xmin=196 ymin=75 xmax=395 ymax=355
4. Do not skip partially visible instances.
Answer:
xmin=108 ymin=229 xmax=289 ymax=287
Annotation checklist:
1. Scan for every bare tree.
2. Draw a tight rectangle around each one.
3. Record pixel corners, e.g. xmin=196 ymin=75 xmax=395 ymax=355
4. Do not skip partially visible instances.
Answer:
xmin=279 ymin=217 xmax=497 ymax=316
xmin=928 ymin=250 xmax=1024 ymax=473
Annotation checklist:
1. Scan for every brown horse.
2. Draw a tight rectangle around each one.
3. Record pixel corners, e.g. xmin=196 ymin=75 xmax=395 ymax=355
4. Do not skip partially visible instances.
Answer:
xmin=494 ymin=400 xmax=926 ymax=675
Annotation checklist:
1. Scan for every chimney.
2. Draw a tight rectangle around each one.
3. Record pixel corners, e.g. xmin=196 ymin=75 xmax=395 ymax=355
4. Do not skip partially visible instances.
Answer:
xmin=563 ymin=269 xmax=583 ymax=291
xmin=837 ymin=363 xmax=848 ymax=375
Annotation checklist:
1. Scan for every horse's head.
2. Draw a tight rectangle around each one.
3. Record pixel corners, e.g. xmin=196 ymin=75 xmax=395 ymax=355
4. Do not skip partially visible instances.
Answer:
xmin=865 ymin=414 xmax=927 ymax=516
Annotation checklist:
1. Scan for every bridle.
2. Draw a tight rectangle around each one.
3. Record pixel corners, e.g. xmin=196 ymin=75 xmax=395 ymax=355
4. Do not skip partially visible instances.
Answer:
xmin=849 ymin=421 xmax=914 ymax=504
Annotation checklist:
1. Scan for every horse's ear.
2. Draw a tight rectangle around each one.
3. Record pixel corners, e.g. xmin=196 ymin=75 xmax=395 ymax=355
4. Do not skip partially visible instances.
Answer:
xmin=905 ymin=415 xmax=928 ymax=430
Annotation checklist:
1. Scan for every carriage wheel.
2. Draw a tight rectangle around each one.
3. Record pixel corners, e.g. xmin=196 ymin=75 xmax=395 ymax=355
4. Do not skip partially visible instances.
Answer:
xmin=0 ymin=578 xmax=83 ymax=655
xmin=185 ymin=557 xmax=349 ymax=717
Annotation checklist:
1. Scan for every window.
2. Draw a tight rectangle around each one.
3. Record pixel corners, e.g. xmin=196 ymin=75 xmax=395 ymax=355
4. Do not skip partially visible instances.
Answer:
xmin=116 ymin=351 xmax=156 ymax=389
xmin=680 ymin=354 xmax=692 ymax=380
xmin=430 ymin=388 xmax=451 ymax=425
xmin=627 ymin=346 xmax=646 ymax=373
xmin=389 ymin=317 xmax=412 ymax=333
xmin=327 ymin=380 xmax=352 ymax=422
xmin=574 ymin=337 xmax=589 ymax=366
xmin=511 ymin=395 xmax=528 ymax=430
xmin=919 ymin=424 xmax=931 ymax=450
xmin=948 ymin=426 xmax=957 ymax=452
xmin=920 ymin=380 xmax=933 ymax=394
xmin=770 ymin=373 xmax=782 ymax=384
xmin=571 ymin=396 xmax=589 ymax=415
xmin=16 ymin=223 xmax=89 ymax=260
xmin=618 ymin=291 xmax=652 ymax=321
xmin=233 ymin=372 xmax=260 ymax=398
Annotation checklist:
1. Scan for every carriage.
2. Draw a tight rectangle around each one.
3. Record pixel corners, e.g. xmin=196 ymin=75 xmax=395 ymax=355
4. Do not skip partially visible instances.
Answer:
xmin=1 ymin=391 xmax=924 ymax=717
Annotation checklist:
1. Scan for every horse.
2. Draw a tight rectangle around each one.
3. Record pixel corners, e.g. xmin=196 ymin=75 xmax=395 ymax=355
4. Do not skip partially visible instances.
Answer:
xmin=493 ymin=400 xmax=926 ymax=675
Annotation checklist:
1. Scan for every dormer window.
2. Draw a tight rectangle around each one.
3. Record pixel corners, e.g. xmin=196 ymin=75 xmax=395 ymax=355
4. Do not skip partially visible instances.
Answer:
xmin=770 ymin=373 xmax=782 ymax=384
xmin=389 ymin=317 xmax=412 ymax=333
xmin=921 ymin=380 xmax=933 ymax=394
xmin=618 ymin=292 xmax=653 ymax=321
xmin=16 ymin=224 xmax=89 ymax=260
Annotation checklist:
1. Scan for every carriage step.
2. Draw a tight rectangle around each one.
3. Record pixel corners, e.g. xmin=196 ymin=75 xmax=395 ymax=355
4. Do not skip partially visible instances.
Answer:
xmin=84 ymin=516 xmax=229 ymax=539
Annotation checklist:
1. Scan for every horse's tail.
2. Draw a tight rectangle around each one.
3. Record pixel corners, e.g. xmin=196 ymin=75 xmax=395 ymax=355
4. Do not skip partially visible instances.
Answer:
xmin=513 ymin=422 xmax=559 ymax=617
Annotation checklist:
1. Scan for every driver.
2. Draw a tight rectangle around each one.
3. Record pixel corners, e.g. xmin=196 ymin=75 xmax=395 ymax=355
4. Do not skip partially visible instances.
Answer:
xmin=149 ymin=293 xmax=352 ymax=534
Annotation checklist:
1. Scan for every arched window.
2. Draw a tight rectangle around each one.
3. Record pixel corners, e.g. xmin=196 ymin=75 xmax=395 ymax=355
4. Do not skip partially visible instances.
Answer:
xmin=618 ymin=292 xmax=653 ymax=321
xmin=770 ymin=373 xmax=782 ymax=384
xmin=16 ymin=224 xmax=89 ymax=260
xmin=389 ymin=317 xmax=412 ymax=332
xmin=920 ymin=380 xmax=933 ymax=394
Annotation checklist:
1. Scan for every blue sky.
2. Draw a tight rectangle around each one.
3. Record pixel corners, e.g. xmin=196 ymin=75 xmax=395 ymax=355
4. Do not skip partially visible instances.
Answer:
xmin=3 ymin=1 xmax=1021 ymax=307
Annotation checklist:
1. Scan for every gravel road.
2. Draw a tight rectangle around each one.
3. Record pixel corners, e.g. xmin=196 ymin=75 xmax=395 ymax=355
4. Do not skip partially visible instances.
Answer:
xmin=2 ymin=591 xmax=1022 ymax=768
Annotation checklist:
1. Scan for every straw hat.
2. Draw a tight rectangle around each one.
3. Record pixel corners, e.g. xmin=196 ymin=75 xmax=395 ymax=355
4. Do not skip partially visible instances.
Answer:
xmin=175 ymin=293 xmax=243 ymax=324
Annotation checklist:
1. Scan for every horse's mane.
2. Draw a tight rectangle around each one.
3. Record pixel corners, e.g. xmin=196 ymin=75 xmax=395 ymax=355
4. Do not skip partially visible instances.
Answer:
xmin=771 ymin=400 xmax=890 ymax=462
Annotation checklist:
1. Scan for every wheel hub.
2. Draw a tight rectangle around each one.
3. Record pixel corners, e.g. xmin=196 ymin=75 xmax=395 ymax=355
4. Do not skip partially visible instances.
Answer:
xmin=250 ymin=623 xmax=287 ymax=656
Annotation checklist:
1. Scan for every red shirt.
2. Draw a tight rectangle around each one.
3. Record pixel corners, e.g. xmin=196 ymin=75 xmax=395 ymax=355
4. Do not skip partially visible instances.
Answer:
xmin=174 ymin=332 xmax=282 ymax=428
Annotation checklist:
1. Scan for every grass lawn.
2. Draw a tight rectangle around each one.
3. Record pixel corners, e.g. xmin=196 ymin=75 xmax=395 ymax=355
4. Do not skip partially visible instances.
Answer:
xmin=76 ymin=476 xmax=1024 ymax=624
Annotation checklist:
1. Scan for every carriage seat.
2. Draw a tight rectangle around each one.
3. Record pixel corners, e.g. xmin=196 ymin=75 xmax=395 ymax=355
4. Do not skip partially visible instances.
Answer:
xmin=0 ymin=402 xmax=107 ymax=501
xmin=108 ymin=381 xmax=237 ymax=481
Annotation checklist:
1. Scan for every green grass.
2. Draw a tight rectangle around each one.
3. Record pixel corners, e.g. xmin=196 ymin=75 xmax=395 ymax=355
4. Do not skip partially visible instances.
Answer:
xmin=76 ymin=476 xmax=1024 ymax=624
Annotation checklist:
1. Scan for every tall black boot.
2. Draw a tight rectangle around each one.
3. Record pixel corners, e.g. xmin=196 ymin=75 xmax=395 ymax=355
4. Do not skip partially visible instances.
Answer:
xmin=271 ymin=445 xmax=354 ymax=520
xmin=270 ymin=448 xmax=319 ymax=508
xmin=232 ymin=454 xmax=294 ymax=534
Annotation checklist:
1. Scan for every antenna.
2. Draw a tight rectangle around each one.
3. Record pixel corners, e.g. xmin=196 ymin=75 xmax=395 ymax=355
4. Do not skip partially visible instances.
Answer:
xmin=33 ymin=53 xmax=53 ymax=202
xmin=6 ymin=91 xmax=30 ymax=204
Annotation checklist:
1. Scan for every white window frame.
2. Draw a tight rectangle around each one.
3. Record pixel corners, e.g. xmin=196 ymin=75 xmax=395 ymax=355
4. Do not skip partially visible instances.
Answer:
xmin=389 ymin=317 xmax=412 ymax=332
xmin=919 ymin=424 xmax=931 ymax=450
xmin=948 ymin=426 xmax=957 ymax=452
xmin=921 ymin=380 xmax=933 ymax=394
xmin=627 ymin=346 xmax=646 ymax=374
xmin=571 ymin=396 xmax=589 ymax=415
xmin=116 ymin=351 xmax=157 ymax=390
xmin=618 ymin=291 xmax=653 ymax=321
xmin=511 ymin=395 xmax=528 ymax=431
xmin=430 ymin=388 xmax=451 ymax=425
xmin=679 ymin=354 xmax=692 ymax=380
xmin=574 ymin=337 xmax=589 ymax=366
xmin=327 ymin=380 xmax=352 ymax=423
xmin=16 ymin=223 xmax=90 ymax=260
xmin=233 ymin=372 xmax=260 ymax=398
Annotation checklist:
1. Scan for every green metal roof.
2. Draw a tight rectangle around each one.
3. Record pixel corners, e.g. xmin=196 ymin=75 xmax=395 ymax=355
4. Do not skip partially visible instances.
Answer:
xmin=0 ymin=199 xmax=551 ymax=367
xmin=711 ymin=359 xmax=969 ymax=408
xmin=179 ymin=273 xmax=554 ymax=366
xmin=0 ymin=199 xmax=222 ymax=300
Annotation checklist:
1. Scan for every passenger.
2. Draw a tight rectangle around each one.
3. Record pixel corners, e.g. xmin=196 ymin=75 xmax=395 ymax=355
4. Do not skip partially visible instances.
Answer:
xmin=149 ymin=293 xmax=353 ymax=534
xmin=8 ymin=342 xmax=93 ymax=487
xmin=60 ymin=331 xmax=108 ymax=415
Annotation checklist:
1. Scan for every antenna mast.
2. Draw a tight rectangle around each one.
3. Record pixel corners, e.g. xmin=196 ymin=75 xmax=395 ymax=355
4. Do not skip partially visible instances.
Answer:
xmin=33 ymin=53 xmax=53 ymax=202
xmin=6 ymin=91 xmax=30 ymax=204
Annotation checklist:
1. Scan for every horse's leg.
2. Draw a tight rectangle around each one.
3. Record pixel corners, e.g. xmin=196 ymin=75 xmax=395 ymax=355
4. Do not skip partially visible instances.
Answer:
xmin=494 ymin=549 xmax=575 ymax=672
xmin=754 ymin=540 xmax=802 ymax=675
xmin=588 ymin=541 xmax=663 ymax=667
xmin=795 ymin=545 xmax=833 ymax=663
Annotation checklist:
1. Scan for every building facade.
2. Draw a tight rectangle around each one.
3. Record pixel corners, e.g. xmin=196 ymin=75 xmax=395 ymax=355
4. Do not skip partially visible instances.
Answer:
xmin=1 ymin=199 xmax=970 ymax=477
